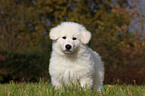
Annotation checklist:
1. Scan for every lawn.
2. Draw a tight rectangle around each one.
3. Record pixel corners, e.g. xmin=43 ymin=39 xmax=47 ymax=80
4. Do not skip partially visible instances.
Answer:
xmin=0 ymin=81 xmax=144 ymax=96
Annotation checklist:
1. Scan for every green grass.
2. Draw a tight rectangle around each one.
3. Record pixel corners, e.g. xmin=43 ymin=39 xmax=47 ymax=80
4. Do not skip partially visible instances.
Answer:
xmin=0 ymin=81 xmax=145 ymax=96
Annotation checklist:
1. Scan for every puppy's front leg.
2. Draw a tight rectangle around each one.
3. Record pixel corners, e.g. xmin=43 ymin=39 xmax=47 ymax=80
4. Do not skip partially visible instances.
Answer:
xmin=80 ymin=77 xmax=93 ymax=89
xmin=51 ymin=78 xmax=63 ymax=90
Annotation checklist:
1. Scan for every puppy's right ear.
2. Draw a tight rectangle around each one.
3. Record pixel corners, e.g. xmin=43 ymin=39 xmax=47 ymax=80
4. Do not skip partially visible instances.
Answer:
xmin=49 ymin=27 xmax=59 ymax=40
xmin=81 ymin=30 xmax=92 ymax=44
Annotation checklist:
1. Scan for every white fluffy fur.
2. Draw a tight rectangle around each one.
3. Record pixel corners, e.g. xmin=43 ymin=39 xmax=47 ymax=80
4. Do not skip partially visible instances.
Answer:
xmin=49 ymin=22 xmax=104 ymax=90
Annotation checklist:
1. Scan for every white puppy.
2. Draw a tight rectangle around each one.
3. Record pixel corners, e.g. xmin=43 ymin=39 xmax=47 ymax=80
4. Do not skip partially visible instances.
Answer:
xmin=49 ymin=22 xmax=104 ymax=90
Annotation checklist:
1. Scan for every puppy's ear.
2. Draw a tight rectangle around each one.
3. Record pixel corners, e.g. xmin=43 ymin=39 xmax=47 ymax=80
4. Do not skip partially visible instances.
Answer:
xmin=81 ymin=29 xmax=92 ymax=44
xmin=49 ymin=27 xmax=59 ymax=40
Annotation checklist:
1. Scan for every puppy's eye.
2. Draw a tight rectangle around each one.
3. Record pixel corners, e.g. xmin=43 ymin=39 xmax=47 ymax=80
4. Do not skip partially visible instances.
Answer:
xmin=62 ymin=36 xmax=66 ymax=39
xmin=72 ymin=37 xmax=77 ymax=40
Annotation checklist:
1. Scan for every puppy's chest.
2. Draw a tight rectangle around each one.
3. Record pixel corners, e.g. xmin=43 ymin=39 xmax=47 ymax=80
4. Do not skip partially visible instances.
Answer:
xmin=58 ymin=62 xmax=82 ymax=75
xmin=55 ymin=62 xmax=86 ymax=79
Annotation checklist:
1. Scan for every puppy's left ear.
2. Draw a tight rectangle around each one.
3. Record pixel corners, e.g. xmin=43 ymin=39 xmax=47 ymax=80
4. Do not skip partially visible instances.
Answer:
xmin=49 ymin=27 xmax=59 ymax=40
xmin=81 ymin=29 xmax=92 ymax=44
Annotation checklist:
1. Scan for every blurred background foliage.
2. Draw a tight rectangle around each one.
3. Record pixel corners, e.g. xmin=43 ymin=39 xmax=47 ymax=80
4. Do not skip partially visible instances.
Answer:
xmin=0 ymin=0 xmax=144 ymax=84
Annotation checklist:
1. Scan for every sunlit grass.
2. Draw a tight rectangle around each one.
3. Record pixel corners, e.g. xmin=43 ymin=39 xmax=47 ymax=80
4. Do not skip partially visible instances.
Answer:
xmin=0 ymin=81 xmax=144 ymax=96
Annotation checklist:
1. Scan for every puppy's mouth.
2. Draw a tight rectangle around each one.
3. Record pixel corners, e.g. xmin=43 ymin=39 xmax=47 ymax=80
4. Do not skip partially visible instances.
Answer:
xmin=64 ymin=50 xmax=73 ymax=53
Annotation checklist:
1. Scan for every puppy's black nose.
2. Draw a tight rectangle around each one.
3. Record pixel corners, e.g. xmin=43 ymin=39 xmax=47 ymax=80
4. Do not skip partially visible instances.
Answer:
xmin=65 ymin=44 xmax=72 ymax=50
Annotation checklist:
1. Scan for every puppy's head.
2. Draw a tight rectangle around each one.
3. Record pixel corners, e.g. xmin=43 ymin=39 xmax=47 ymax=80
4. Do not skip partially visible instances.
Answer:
xmin=49 ymin=22 xmax=91 ymax=54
